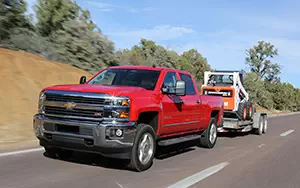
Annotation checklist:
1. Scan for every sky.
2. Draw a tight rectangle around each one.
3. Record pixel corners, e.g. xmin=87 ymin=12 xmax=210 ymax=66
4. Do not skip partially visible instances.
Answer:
xmin=26 ymin=0 xmax=300 ymax=88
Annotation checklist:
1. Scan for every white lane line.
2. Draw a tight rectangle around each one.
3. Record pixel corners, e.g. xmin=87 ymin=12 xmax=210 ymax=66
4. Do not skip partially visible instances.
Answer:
xmin=166 ymin=162 xmax=229 ymax=188
xmin=280 ymin=129 xmax=295 ymax=137
xmin=116 ymin=182 xmax=124 ymax=188
xmin=0 ymin=147 xmax=44 ymax=158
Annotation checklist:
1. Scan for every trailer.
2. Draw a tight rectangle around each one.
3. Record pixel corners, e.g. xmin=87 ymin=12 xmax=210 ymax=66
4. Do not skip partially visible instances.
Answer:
xmin=200 ymin=70 xmax=268 ymax=135
xmin=218 ymin=111 xmax=267 ymax=135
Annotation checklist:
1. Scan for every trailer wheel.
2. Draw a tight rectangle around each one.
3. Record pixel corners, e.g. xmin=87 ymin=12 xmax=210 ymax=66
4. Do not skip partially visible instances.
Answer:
xmin=254 ymin=115 xmax=263 ymax=135
xmin=198 ymin=118 xmax=217 ymax=149
xmin=128 ymin=123 xmax=156 ymax=172
xmin=263 ymin=115 xmax=268 ymax=134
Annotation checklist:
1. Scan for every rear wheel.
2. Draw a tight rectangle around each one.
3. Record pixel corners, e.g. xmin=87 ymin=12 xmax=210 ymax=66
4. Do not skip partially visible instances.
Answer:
xmin=128 ymin=123 xmax=156 ymax=172
xmin=198 ymin=118 xmax=217 ymax=149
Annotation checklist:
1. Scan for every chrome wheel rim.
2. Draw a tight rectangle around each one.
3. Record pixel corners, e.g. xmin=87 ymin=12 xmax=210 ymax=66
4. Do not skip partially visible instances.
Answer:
xmin=138 ymin=133 xmax=154 ymax=165
xmin=209 ymin=123 xmax=217 ymax=144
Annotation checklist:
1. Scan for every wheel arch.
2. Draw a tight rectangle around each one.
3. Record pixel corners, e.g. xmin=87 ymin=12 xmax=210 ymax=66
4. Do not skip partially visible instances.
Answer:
xmin=137 ymin=111 xmax=160 ymax=134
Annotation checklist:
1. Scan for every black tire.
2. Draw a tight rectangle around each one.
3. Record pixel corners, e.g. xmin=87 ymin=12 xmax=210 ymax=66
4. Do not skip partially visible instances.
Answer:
xmin=245 ymin=102 xmax=254 ymax=120
xmin=237 ymin=102 xmax=247 ymax=121
xmin=44 ymin=147 xmax=73 ymax=159
xmin=56 ymin=149 xmax=73 ymax=159
xmin=44 ymin=147 xmax=57 ymax=158
xmin=128 ymin=123 xmax=156 ymax=172
xmin=198 ymin=118 xmax=218 ymax=149
xmin=254 ymin=115 xmax=263 ymax=135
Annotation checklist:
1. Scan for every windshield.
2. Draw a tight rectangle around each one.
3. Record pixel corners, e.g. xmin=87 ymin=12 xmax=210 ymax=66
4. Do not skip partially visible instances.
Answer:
xmin=88 ymin=68 xmax=161 ymax=90
xmin=208 ymin=74 xmax=233 ymax=86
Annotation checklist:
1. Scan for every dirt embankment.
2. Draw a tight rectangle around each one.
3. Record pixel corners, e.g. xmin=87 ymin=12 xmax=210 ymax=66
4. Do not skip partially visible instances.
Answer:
xmin=0 ymin=48 xmax=91 ymax=150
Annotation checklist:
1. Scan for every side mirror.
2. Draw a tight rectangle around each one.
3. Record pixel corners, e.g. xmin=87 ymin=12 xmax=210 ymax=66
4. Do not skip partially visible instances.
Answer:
xmin=80 ymin=76 xmax=86 ymax=84
xmin=175 ymin=80 xmax=186 ymax=96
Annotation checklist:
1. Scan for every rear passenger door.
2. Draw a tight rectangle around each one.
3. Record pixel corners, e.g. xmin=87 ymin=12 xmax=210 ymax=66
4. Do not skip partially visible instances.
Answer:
xmin=179 ymin=73 xmax=202 ymax=131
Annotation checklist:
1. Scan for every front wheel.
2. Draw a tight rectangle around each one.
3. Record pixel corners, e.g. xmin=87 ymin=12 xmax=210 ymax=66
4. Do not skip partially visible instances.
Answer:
xmin=198 ymin=118 xmax=218 ymax=149
xmin=128 ymin=123 xmax=156 ymax=172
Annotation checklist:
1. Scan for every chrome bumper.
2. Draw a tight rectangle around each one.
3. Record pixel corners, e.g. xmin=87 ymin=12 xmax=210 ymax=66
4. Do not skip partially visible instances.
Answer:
xmin=33 ymin=114 xmax=137 ymax=157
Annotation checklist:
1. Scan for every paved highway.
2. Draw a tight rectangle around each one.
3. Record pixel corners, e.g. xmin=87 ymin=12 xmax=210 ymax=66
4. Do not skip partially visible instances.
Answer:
xmin=0 ymin=114 xmax=299 ymax=188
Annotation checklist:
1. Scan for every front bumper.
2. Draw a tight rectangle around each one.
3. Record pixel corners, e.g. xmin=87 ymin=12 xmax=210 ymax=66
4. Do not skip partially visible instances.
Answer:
xmin=33 ymin=114 xmax=137 ymax=159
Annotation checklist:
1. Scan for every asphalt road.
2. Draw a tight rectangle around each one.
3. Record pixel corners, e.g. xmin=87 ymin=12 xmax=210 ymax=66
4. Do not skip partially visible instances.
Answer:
xmin=0 ymin=114 xmax=299 ymax=188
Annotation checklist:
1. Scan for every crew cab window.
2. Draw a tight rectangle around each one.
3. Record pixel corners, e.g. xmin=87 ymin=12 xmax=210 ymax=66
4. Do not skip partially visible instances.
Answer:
xmin=162 ymin=72 xmax=178 ymax=88
xmin=88 ymin=69 xmax=161 ymax=90
xmin=179 ymin=73 xmax=196 ymax=95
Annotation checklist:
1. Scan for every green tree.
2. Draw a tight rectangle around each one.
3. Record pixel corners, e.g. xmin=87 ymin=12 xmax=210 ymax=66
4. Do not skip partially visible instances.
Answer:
xmin=50 ymin=19 xmax=117 ymax=73
xmin=245 ymin=41 xmax=280 ymax=81
xmin=116 ymin=49 xmax=145 ymax=66
xmin=131 ymin=39 xmax=180 ymax=68
xmin=0 ymin=0 xmax=34 ymax=42
xmin=244 ymin=72 xmax=274 ymax=109
xmin=179 ymin=49 xmax=211 ymax=84
xmin=35 ymin=0 xmax=81 ymax=37
xmin=8 ymin=27 xmax=59 ymax=60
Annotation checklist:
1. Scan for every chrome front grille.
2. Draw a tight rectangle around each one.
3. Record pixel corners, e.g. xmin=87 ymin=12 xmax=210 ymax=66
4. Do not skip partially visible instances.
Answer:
xmin=44 ymin=106 xmax=104 ymax=119
xmin=43 ymin=90 xmax=111 ymax=122
xmin=46 ymin=93 xmax=107 ymax=105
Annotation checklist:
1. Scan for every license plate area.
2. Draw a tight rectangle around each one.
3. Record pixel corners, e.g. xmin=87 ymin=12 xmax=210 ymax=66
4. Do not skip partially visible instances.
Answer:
xmin=56 ymin=124 xmax=79 ymax=134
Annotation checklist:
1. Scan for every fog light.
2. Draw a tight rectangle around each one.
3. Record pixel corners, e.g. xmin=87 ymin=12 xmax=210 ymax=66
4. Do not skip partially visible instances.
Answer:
xmin=115 ymin=129 xmax=123 ymax=137
xmin=120 ymin=112 xmax=129 ymax=118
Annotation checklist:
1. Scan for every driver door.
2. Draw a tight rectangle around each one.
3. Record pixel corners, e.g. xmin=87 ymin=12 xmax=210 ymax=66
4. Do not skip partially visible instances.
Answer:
xmin=160 ymin=71 xmax=187 ymax=135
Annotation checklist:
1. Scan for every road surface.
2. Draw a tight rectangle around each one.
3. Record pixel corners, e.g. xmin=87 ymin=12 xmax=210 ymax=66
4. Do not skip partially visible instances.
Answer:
xmin=0 ymin=114 xmax=299 ymax=188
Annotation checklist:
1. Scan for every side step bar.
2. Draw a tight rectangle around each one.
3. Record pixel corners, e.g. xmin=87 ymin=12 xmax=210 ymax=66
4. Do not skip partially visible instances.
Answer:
xmin=158 ymin=134 xmax=202 ymax=147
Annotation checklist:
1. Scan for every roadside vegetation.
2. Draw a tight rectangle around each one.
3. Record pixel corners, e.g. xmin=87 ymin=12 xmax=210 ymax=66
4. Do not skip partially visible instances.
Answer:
xmin=1 ymin=0 xmax=300 ymax=112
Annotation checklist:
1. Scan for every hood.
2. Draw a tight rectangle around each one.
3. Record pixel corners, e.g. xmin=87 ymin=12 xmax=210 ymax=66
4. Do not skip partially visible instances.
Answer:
xmin=43 ymin=84 xmax=147 ymax=96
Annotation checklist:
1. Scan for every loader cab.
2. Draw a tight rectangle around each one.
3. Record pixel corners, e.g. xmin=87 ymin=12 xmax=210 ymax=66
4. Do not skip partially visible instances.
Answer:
xmin=203 ymin=70 xmax=244 ymax=87
xmin=201 ymin=70 xmax=247 ymax=112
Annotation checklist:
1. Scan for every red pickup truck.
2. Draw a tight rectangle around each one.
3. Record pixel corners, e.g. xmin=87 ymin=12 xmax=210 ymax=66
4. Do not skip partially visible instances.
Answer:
xmin=33 ymin=65 xmax=224 ymax=171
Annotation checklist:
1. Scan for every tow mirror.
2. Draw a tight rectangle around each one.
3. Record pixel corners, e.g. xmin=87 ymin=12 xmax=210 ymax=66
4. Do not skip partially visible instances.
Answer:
xmin=175 ymin=80 xmax=186 ymax=96
xmin=80 ymin=76 xmax=86 ymax=84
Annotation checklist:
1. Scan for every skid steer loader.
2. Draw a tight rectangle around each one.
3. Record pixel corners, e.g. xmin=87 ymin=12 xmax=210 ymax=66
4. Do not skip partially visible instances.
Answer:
xmin=200 ymin=70 xmax=267 ymax=135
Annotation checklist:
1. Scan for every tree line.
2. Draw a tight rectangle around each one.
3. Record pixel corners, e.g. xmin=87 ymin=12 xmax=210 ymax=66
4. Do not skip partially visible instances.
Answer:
xmin=1 ymin=0 xmax=300 ymax=112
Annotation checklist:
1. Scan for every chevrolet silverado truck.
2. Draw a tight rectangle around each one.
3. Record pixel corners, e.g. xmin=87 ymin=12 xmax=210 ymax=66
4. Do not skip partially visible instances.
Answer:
xmin=33 ymin=65 xmax=224 ymax=171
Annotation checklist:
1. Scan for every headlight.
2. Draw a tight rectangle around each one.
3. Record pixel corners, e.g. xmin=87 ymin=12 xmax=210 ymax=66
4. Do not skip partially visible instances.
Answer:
xmin=38 ymin=91 xmax=46 ymax=113
xmin=109 ymin=110 xmax=129 ymax=119
xmin=110 ymin=97 xmax=130 ymax=107
xmin=104 ymin=97 xmax=130 ymax=119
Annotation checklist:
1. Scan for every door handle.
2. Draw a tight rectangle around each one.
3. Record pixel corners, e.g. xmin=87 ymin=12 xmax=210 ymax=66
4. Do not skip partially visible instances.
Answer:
xmin=196 ymin=100 xmax=200 ymax=104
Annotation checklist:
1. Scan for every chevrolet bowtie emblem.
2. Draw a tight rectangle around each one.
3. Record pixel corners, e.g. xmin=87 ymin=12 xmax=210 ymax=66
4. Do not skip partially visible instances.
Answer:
xmin=63 ymin=102 xmax=76 ymax=110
